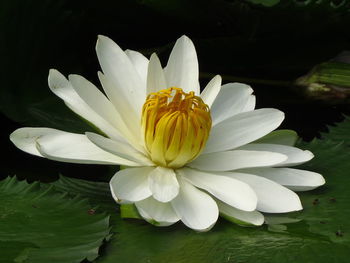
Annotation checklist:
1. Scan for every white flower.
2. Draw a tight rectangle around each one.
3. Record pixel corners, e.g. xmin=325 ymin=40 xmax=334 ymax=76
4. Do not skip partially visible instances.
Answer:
xmin=10 ymin=35 xmax=325 ymax=231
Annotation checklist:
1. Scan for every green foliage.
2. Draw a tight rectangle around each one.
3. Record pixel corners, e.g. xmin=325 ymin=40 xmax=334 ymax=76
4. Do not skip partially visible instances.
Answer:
xmin=0 ymin=177 xmax=111 ymax=263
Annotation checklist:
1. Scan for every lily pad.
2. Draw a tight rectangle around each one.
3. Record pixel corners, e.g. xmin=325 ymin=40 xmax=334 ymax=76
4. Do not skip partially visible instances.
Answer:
xmin=0 ymin=177 xmax=111 ymax=263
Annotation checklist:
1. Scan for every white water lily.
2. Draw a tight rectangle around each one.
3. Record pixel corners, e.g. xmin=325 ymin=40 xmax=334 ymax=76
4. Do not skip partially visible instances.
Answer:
xmin=10 ymin=35 xmax=325 ymax=231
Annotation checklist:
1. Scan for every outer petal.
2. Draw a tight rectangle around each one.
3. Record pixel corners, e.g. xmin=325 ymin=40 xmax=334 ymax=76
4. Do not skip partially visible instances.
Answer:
xmin=68 ymin=74 xmax=136 ymax=144
xmin=210 ymin=83 xmax=254 ymax=126
xmin=204 ymin=109 xmax=285 ymax=154
xmin=36 ymin=131 xmax=139 ymax=166
xmin=227 ymin=173 xmax=303 ymax=213
xmin=241 ymin=95 xmax=256 ymax=112
xmin=85 ymin=132 xmax=152 ymax=166
xmin=125 ymin=49 xmax=149 ymax=85
xmin=200 ymin=75 xmax=222 ymax=107
xmin=239 ymin=143 xmax=314 ymax=167
xmin=110 ymin=167 xmax=154 ymax=202
xmin=254 ymin=130 xmax=298 ymax=146
xmin=147 ymin=53 xmax=167 ymax=95
xmin=135 ymin=197 xmax=180 ymax=226
xmin=10 ymin=128 xmax=138 ymax=166
xmin=96 ymin=35 xmax=145 ymax=115
xmin=239 ymin=167 xmax=325 ymax=191
xmin=48 ymin=69 xmax=122 ymax=140
xmin=171 ymin=176 xmax=219 ymax=231
xmin=188 ymin=150 xmax=287 ymax=171
xmin=164 ymin=35 xmax=199 ymax=95
xmin=217 ymin=200 xmax=264 ymax=226
xmin=179 ymin=168 xmax=257 ymax=211
xmin=148 ymin=167 xmax=179 ymax=202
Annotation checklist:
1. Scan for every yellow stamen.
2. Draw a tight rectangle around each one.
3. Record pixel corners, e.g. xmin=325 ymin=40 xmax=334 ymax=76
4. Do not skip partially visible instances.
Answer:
xmin=142 ymin=87 xmax=212 ymax=168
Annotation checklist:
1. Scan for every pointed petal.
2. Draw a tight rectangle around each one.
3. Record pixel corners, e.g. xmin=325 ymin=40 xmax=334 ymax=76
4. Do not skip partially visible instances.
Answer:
xmin=200 ymin=75 xmax=222 ymax=107
xmin=135 ymin=197 xmax=180 ymax=226
xmin=48 ymin=69 xmax=122 ymax=140
xmin=210 ymin=83 xmax=254 ymax=126
xmin=204 ymin=109 xmax=285 ymax=153
xmin=164 ymin=35 xmax=199 ymax=94
xmin=110 ymin=167 xmax=154 ymax=202
xmin=228 ymin=173 xmax=303 ymax=213
xmin=10 ymin=127 xmax=62 ymax=157
xmin=147 ymin=53 xmax=167 ymax=95
xmin=188 ymin=150 xmax=287 ymax=171
xmin=148 ymin=167 xmax=179 ymax=202
xmin=254 ymin=130 xmax=298 ymax=146
xmin=125 ymin=49 xmax=149 ymax=85
xmin=85 ymin=132 xmax=152 ymax=166
xmin=179 ymin=168 xmax=257 ymax=211
xmin=239 ymin=143 xmax=314 ymax=166
xmin=34 ymin=129 xmax=139 ymax=166
xmin=217 ymin=200 xmax=264 ymax=226
xmin=96 ymin=35 xmax=145 ymax=114
xmin=171 ymin=176 xmax=219 ymax=231
xmin=239 ymin=167 xmax=325 ymax=191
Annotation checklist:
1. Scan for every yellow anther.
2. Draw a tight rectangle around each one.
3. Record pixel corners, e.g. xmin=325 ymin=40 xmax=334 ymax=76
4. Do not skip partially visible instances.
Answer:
xmin=141 ymin=87 xmax=211 ymax=168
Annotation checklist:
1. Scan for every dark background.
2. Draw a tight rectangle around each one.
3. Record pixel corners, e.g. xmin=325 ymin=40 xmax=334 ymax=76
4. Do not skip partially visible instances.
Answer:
xmin=1 ymin=0 xmax=349 ymax=183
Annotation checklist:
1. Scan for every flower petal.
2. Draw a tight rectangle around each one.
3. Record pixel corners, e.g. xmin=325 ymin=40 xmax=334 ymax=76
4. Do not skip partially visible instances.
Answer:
xmin=179 ymin=168 xmax=257 ymax=211
xmin=171 ymin=176 xmax=219 ymax=231
xmin=204 ymin=108 xmax=285 ymax=153
xmin=135 ymin=197 xmax=180 ymax=226
xmin=200 ymin=75 xmax=222 ymax=107
xmin=241 ymin=95 xmax=256 ymax=112
xmin=110 ymin=167 xmax=154 ymax=202
xmin=239 ymin=167 xmax=325 ymax=191
xmin=85 ymin=132 xmax=152 ymax=166
xmin=34 ymin=129 xmax=138 ymax=166
xmin=164 ymin=35 xmax=199 ymax=94
xmin=188 ymin=150 xmax=287 ymax=171
xmin=125 ymin=49 xmax=149 ymax=85
xmin=147 ymin=53 xmax=167 ymax=95
xmin=210 ymin=83 xmax=254 ymax=126
xmin=239 ymin=143 xmax=314 ymax=166
xmin=96 ymin=35 xmax=145 ymax=114
xmin=148 ymin=167 xmax=179 ymax=202
xmin=217 ymin=200 xmax=264 ymax=226
xmin=48 ymin=69 xmax=122 ymax=140
xmin=254 ymin=130 xmax=298 ymax=146
xmin=227 ymin=173 xmax=303 ymax=213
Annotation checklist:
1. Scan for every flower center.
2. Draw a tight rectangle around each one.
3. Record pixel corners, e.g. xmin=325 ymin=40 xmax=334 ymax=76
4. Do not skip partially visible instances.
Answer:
xmin=141 ymin=87 xmax=212 ymax=168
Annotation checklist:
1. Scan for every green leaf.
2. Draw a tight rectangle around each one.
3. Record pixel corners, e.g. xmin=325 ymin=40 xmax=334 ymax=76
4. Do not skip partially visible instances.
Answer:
xmin=0 ymin=177 xmax=111 ymax=263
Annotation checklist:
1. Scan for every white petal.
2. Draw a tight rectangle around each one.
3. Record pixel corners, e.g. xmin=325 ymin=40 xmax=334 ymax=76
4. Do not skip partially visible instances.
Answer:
xmin=204 ymin=109 xmax=285 ymax=153
xmin=96 ymin=35 xmax=145 ymax=115
xmin=125 ymin=49 xmax=149 ymax=85
xmin=68 ymin=74 xmax=134 ymax=142
xmin=85 ymin=132 xmax=152 ymax=166
xmin=148 ymin=167 xmax=179 ymax=202
xmin=171 ymin=177 xmax=219 ymax=231
xmin=147 ymin=53 xmax=167 ymax=95
xmin=164 ymin=35 xmax=199 ymax=94
xmin=48 ymin=69 xmax=122 ymax=140
xmin=254 ymin=130 xmax=298 ymax=146
xmin=200 ymin=75 xmax=222 ymax=107
xmin=239 ymin=143 xmax=314 ymax=166
xmin=239 ymin=167 xmax=325 ymax=191
xmin=179 ymin=168 xmax=257 ymax=211
xmin=217 ymin=200 xmax=264 ymax=226
xmin=228 ymin=173 xmax=303 ymax=213
xmin=241 ymin=95 xmax=256 ymax=112
xmin=10 ymin=127 xmax=62 ymax=157
xmin=188 ymin=150 xmax=287 ymax=171
xmin=110 ymin=167 xmax=154 ymax=202
xmin=35 ymin=129 xmax=138 ymax=166
xmin=210 ymin=83 xmax=254 ymax=126
xmin=135 ymin=197 xmax=180 ymax=226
